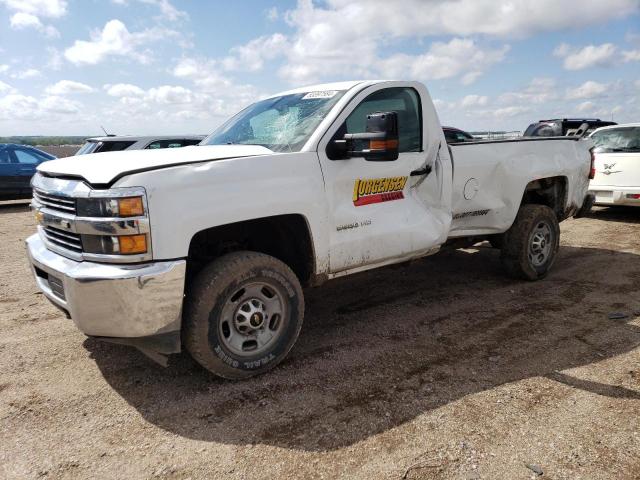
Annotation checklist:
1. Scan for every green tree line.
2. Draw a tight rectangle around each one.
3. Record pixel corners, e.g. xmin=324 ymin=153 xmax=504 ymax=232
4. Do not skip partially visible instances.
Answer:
xmin=0 ymin=136 xmax=88 ymax=146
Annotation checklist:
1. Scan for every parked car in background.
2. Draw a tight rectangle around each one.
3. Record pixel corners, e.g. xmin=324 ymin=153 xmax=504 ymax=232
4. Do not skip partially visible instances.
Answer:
xmin=75 ymin=135 xmax=205 ymax=155
xmin=524 ymin=118 xmax=616 ymax=137
xmin=588 ymin=123 xmax=640 ymax=207
xmin=0 ymin=144 xmax=56 ymax=200
xmin=443 ymin=126 xmax=475 ymax=144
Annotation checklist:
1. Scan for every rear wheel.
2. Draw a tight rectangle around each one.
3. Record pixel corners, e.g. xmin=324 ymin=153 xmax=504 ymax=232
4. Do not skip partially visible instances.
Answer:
xmin=184 ymin=251 xmax=304 ymax=379
xmin=500 ymin=204 xmax=560 ymax=281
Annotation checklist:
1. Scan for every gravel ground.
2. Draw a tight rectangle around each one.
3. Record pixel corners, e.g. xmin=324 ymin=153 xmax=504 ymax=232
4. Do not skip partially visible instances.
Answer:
xmin=1 ymin=202 xmax=639 ymax=479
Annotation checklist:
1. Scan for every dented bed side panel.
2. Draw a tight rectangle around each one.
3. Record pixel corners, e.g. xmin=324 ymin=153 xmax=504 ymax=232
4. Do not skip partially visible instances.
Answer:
xmin=447 ymin=138 xmax=592 ymax=237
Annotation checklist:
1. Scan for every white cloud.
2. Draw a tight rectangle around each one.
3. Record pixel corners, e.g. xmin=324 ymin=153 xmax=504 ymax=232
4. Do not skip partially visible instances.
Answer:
xmin=11 ymin=68 xmax=41 ymax=79
xmin=1 ymin=0 xmax=66 ymax=37
xmin=623 ymin=49 xmax=640 ymax=62
xmin=0 ymin=94 xmax=41 ymax=120
xmin=9 ymin=12 xmax=59 ymax=37
xmin=499 ymin=77 xmax=558 ymax=105
xmin=173 ymin=57 xmax=237 ymax=92
xmin=566 ymin=80 xmax=608 ymax=100
xmin=40 ymin=95 xmax=81 ymax=114
xmin=554 ymin=43 xmax=618 ymax=70
xmin=147 ymin=85 xmax=192 ymax=104
xmin=285 ymin=0 xmax=639 ymax=39
xmin=10 ymin=12 xmax=40 ymax=28
xmin=0 ymin=91 xmax=82 ymax=121
xmin=64 ymin=19 xmax=178 ymax=65
xmin=377 ymin=39 xmax=509 ymax=85
xmin=45 ymin=80 xmax=94 ymax=95
xmin=576 ymin=101 xmax=595 ymax=113
xmin=222 ymin=33 xmax=289 ymax=72
xmin=0 ymin=80 xmax=14 ymax=94
xmin=104 ymin=83 xmax=145 ymax=97
xmin=0 ymin=64 xmax=8 ymax=74
xmin=0 ymin=0 xmax=67 ymax=17
xmin=460 ymin=94 xmax=489 ymax=108
xmin=111 ymin=0 xmax=187 ymax=21
xmin=492 ymin=106 xmax=531 ymax=117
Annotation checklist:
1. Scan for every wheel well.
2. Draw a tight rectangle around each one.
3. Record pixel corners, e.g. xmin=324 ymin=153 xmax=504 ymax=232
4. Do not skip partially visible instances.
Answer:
xmin=521 ymin=176 xmax=568 ymax=219
xmin=187 ymin=214 xmax=315 ymax=286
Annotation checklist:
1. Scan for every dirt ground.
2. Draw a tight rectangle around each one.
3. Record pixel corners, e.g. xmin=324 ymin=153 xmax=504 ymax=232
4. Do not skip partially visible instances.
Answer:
xmin=1 ymin=202 xmax=639 ymax=480
xmin=37 ymin=146 xmax=81 ymax=158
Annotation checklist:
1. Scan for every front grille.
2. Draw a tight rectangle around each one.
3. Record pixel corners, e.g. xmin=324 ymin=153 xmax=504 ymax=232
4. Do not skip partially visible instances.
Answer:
xmin=33 ymin=189 xmax=76 ymax=214
xmin=43 ymin=226 xmax=83 ymax=253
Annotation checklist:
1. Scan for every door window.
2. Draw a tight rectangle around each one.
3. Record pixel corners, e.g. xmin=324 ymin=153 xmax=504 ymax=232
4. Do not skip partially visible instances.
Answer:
xmin=13 ymin=149 xmax=41 ymax=164
xmin=146 ymin=139 xmax=189 ymax=149
xmin=0 ymin=149 xmax=11 ymax=163
xmin=344 ymin=87 xmax=422 ymax=153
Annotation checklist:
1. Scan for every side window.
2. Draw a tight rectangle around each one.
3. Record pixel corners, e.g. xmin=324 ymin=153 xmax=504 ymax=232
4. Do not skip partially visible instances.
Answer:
xmin=146 ymin=140 xmax=187 ymax=149
xmin=13 ymin=149 xmax=40 ymax=164
xmin=0 ymin=149 xmax=12 ymax=163
xmin=96 ymin=141 xmax=136 ymax=152
xmin=344 ymin=87 xmax=422 ymax=153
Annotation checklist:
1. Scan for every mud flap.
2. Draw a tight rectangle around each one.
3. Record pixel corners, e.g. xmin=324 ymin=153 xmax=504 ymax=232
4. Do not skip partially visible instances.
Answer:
xmin=574 ymin=193 xmax=595 ymax=218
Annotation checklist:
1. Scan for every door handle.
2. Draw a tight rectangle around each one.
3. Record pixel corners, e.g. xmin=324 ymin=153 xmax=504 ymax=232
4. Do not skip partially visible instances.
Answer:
xmin=410 ymin=165 xmax=432 ymax=177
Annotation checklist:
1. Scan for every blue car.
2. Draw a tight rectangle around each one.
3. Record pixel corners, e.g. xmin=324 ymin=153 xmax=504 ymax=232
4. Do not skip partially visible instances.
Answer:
xmin=0 ymin=144 xmax=56 ymax=200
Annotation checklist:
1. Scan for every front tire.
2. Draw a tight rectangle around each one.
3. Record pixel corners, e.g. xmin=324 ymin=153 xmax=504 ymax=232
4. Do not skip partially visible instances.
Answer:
xmin=183 ymin=251 xmax=304 ymax=379
xmin=500 ymin=204 xmax=560 ymax=281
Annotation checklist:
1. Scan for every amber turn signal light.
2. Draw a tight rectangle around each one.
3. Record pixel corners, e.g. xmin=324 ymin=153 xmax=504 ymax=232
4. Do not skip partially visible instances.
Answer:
xmin=118 ymin=197 xmax=144 ymax=217
xmin=370 ymin=139 xmax=399 ymax=150
xmin=117 ymin=234 xmax=147 ymax=254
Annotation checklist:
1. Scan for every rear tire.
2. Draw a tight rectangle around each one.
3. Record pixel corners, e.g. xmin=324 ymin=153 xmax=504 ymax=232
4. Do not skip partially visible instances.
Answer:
xmin=487 ymin=234 xmax=504 ymax=249
xmin=183 ymin=251 xmax=304 ymax=379
xmin=500 ymin=204 xmax=560 ymax=281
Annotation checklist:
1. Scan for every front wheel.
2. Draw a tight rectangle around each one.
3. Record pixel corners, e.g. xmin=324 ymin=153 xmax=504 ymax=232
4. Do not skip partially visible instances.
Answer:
xmin=500 ymin=204 xmax=560 ymax=281
xmin=183 ymin=251 xmax=304 ymax=379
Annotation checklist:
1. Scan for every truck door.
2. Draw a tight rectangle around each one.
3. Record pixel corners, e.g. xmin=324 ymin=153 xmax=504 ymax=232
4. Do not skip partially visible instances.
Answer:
xmin=317 ymin=83 xmax=452 ymax=273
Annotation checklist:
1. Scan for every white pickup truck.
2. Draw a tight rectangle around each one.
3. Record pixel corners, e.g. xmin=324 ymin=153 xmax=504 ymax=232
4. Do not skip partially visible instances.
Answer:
xmin=27 ymin=80 xmax=594 ymax=379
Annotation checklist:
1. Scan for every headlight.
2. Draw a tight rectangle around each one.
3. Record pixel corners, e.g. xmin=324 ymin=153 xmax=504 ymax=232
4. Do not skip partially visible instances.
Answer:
xmin=76 ymin=196 xmax=145 ymax=217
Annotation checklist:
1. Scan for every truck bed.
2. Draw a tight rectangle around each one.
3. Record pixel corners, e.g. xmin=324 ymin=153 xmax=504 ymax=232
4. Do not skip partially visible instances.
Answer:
xmin=447 ymin=137 xmax=591 ymax=238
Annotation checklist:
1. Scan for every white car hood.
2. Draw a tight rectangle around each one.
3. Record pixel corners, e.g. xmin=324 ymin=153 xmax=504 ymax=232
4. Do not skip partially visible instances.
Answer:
xmin=37 ymin=144 xmax=273 ymax=185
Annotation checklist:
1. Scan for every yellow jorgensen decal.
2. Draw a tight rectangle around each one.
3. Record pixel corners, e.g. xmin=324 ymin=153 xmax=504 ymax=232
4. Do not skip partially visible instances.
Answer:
xmin=352 ymin=176 xmax=408 ymax=206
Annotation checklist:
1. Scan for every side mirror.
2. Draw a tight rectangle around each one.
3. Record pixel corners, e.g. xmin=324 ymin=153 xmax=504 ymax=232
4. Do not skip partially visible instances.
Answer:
xmin=327 ymin=111 xmax=399 ymax=161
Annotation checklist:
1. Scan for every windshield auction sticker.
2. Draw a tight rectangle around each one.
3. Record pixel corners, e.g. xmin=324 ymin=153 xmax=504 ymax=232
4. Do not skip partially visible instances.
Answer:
xmin=302 ymin=90 xmax=339 ymax=100
xmin=352 ymin=176 xmax=408 ymax=206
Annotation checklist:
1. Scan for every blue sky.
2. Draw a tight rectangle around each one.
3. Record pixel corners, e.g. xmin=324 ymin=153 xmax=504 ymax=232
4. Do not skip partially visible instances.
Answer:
xmin=0 ymin=0 xmax=638 ymax=136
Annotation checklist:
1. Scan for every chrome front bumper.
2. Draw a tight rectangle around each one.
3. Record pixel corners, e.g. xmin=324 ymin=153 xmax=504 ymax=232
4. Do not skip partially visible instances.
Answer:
xmin=26 ymin=234 xmax=186 ymax=340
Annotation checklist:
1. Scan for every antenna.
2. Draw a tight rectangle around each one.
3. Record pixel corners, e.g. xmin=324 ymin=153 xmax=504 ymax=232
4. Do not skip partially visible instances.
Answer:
xmin=100 ymin=125 xmax=114 ymax=137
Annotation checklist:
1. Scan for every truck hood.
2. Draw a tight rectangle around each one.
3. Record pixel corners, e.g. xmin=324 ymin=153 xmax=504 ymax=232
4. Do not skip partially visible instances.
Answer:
xmin=37 ymin=144 xmax=274 ymax=186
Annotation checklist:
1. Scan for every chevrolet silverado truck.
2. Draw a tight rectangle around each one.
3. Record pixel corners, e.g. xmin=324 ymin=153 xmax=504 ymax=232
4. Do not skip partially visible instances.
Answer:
xmin=26 ymin=80 xmax=594 ymax=379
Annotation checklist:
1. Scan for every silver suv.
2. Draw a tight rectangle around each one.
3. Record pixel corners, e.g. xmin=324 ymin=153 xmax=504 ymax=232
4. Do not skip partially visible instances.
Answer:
xmin=75 ymin=135 xmax=205 ymax=155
